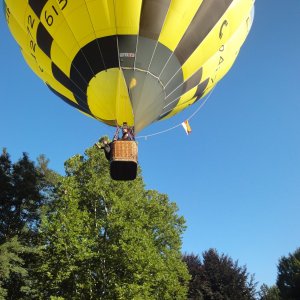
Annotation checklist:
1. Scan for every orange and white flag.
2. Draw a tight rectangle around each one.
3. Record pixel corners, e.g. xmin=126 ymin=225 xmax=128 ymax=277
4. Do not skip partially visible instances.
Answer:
xmin=182 ymin=120 xmax=192 ymax=135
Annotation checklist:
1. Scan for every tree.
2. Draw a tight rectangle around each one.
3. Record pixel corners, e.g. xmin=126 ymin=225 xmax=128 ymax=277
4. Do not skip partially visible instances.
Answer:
xmin=276 ymin=247 xmax=300 ymax=300
xmin=37 ymin=143 xmax=190 ymax=299
xmin=0 ymin=237 xmax=28 ymax=299
xmin=258 ymin=284 xmax=280 ymax=300
xmin=183 ymin=249 xmax=257 ymax=300
xmin=0 ymin=149 xmax=44 ymax=243
xmin=0 ymin=148 xmax=14 ymax=244
xmin=0 ymin=149 xmax=56 ymax=299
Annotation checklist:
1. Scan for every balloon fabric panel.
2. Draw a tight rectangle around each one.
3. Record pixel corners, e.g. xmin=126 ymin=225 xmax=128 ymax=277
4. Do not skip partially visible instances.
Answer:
xmin=4 ymin=0 xmax=255 ymax=133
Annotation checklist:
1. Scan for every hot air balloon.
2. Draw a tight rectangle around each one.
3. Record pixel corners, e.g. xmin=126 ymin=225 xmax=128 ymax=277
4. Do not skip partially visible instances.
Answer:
xmin=3 ymin=0 xmax=254 ymax=180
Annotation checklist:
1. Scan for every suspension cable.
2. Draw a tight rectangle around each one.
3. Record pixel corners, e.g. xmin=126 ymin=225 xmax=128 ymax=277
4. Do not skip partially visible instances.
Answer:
xmin=136 ymin=86 xmax=216 ymax=140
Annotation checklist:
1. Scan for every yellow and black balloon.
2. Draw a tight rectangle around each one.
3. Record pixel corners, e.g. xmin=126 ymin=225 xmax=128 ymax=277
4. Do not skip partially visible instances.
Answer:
xmin=4 ymin=0 xmax=254 ymax=133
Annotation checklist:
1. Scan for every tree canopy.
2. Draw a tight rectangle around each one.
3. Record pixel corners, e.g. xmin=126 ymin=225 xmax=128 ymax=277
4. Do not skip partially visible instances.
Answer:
xmin=276 ymin=247 xmax=300 ymax=300
xmin=183 ymin=249 xmax=257 ymax=300
xmin=0 ymin=149 xmax=50 ymax=299
xmin=0 ymin=143 xmax=190 ymax=299
xmin=258 ymin=284 xmax=280 ymax=300
xmin=4 ymin=143 xmax=300 ymax=300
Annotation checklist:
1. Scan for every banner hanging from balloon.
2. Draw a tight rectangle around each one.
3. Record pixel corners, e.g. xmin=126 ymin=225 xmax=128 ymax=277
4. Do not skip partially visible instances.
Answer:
xmin=182 ymin=120 xmax=192 ymax=135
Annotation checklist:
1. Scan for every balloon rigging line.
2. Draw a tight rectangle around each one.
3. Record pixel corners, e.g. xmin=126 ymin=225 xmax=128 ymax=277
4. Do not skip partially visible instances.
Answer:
xmin=147 ymin=42 xmax=159 ymax=73
xmin=187 ymin=86 xmax=215 ymax=121
xmin=112 ymin=0 xmax=125 ymax=117
xmin=136 ymin=86 xmax=216 ymax=140
xmin=147 ymin=0 xmax=173 ymax=74
xmin=133 ymin=36 xmax=138 ymax=70
xmin=158 ymin=52 xmax=173 ymax=79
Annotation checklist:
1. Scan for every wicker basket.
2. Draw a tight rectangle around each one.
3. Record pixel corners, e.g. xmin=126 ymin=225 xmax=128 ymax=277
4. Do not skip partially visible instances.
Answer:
xmin=110 ymin=140 xmax=138 ymax=180
xmin=111 ymin=140 xmax=138 ymax=162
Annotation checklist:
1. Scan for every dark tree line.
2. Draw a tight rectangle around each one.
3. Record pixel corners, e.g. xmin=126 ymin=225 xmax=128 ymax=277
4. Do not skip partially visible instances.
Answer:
xmin=256 ymin=248 xmax=300 ymax=300
xmin=182 ymin=245 xmax=300 ymax=300
xmin=0 ymin=149 xmax=49 ymax=299
xmin=183 ymin=249 xmax=257 ymax=300
xmin=183 ymin=247 xmax=300 ymax=300
xmin=276 ymin=248 xmax=300 ymax=299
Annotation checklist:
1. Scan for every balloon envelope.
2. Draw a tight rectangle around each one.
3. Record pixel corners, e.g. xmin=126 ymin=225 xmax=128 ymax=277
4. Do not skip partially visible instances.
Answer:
xmin=4 ymin=0 xmax=254 ymax=133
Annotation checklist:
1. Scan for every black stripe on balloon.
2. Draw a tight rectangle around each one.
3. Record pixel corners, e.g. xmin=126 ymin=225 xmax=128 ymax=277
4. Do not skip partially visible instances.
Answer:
xmin=181 ymin=69 xmax=203 ymax=95
xmin=72 ymin=36 xmax=119 ymax=76
xmin=163 ymin=69 xmax=202 ymax=118
xmin=36 ymin=23 xmax=53 ymax=58
xmin=139 ymin=0 xmax=171 ymax=40
xmin=70 ymin=36 xmax=119 ymax=107
xmin=118 ymin=35 xmax=137 ymax=68
xmin=174 ymin=0 xmax=233 ymax=65
xmin=160 ymin=72 xmax=208 ymax=120
xmin=158 ymin=111 xmax=171 ymax=121
xmin=46 ymin=84 xmax=93 ymax=116
xmin=29 ymin=0 xmax=48 ymax=18
xmin=98 ymin=36 xmax=119 ymax=69
xmin=51 ymin=63 xmax=90 ymax=112
xmin=165 ymin=69 xmax=202 ymax=104
xmin=194 ymin=78 xmax=210 ymax=101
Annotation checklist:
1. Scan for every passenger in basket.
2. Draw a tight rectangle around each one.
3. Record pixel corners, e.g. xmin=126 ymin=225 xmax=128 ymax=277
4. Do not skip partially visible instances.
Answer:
xmin=97 ymin=137 xmax=111 ymax=161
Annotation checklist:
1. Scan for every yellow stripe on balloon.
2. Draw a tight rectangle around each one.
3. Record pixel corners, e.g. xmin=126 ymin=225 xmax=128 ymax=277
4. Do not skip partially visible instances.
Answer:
xmin=158 ymin=0 xmax=203 ymax=51
xmin=114 ymin=0 xmax=142 ymax=35
xmin=84 ymin=0 xmax=117 ymax=37
xmin=87 ymin=68 xmax=134 ymax=125
xmin=181 ymin=0 xmax=253 ymax=82
xmin=4 ymin=0 xmax=27 ymax=25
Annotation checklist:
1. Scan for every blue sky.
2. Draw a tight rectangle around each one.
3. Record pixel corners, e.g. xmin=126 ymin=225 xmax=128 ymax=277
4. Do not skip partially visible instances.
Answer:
xmin=1 ymin=0 xmax=300 ymax=288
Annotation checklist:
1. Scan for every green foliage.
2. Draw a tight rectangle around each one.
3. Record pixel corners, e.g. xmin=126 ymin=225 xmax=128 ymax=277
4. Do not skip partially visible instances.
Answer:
xmin=0 ymin=149 xmax=44 ymax=243
xmin=36 ymin=154 xmax=62 ymax=190
xmin=259 ymin=284 xmax=280 ymax=300
xmin=0 ymin=148 xmax=57 ymax=299
xmin=276 ymin=247 xmax=300 ymax=300
xmin=183 ymin=249 xmax=257 ymax=300
xmin=37 ymin=143 xmax=190 ymax=299
xmin=7 ymin=142 xmax=289 ymax=299
xmin=0 ymin=237 xmax=28 ymax=299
